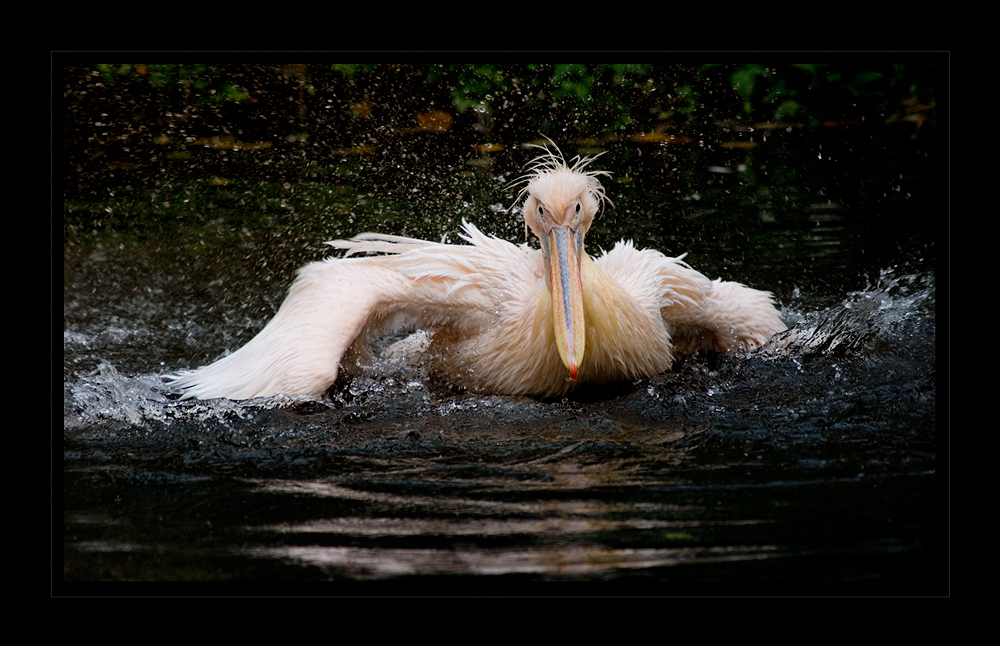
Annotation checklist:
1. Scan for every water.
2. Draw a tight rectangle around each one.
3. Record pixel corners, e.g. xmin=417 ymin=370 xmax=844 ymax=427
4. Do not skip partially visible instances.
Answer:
xmin=60 ymin=124 xmax=944 ymax=592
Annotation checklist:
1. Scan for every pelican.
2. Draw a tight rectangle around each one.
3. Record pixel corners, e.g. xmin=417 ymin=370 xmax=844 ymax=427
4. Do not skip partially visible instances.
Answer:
xmin=168 ymin=146 xmax=786 ymax=400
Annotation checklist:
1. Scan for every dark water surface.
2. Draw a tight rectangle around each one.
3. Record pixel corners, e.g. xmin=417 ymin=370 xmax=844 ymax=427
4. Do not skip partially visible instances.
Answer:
xmin=61 ymin=121 xmax=945 ymax=592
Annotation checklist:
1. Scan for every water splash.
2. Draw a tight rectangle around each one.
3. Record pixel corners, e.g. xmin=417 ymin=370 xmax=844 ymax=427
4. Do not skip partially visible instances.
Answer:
xmin=767 ymin=267 xmax=934 ymax=361
xmin=63 ymin=266 xmax=935 ymax=438
xmin=65 ymin=362 xmax=171 ymax=428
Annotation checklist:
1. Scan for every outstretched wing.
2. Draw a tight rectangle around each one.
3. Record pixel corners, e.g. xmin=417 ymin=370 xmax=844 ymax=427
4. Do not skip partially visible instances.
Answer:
xmin=597 ymin=241 xmax=785 ymax=355
xmin=168 ymin=256 xmax=415 ymax=400
xmin=167 ymin=222 xmax=515 ymax=400
xmin=684 ymin=276 xmax=786 ymax=351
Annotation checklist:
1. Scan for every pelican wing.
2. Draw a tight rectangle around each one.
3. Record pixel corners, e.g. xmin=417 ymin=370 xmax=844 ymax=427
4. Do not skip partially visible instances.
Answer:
xmin=596 ymin=241 xmax=785 ymax=355
xmin=168 ymin=221 xmax=518 ymax=400
xmin=678 ymin=276 xmax=786 ymax=351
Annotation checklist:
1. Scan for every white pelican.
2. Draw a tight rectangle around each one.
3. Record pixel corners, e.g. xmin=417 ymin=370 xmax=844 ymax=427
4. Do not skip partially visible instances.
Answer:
xmin=169 ymin=146 xmax=786 ymax=400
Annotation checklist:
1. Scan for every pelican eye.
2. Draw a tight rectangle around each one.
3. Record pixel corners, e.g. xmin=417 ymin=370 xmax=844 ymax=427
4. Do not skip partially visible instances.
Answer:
xmin=538 ymin=205 xmax=544 ymax=216
xmin=575 ymin=202 xmax=581 ymax=214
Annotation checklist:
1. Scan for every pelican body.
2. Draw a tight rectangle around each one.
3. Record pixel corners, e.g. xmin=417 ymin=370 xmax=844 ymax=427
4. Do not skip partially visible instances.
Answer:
xmin=169 ymin=148 xmax=785 ymax=400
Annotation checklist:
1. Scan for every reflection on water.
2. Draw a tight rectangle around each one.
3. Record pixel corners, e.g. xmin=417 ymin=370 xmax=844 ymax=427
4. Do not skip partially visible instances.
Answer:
xmin=62 ymin=270 xmax=939 ymax=587
xmin=62 ymin=131 xmax=943 ymax=591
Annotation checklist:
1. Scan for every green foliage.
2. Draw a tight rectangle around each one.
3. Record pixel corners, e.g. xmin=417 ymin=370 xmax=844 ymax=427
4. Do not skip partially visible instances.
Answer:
xmin=426 ymin=64 xmax=510 ymax=113
xmin=95 ymin=63 xmax=249 ymax=104
xmin=727 ymin=63 xmax=932 ymax=124
xmin=330 ymin=64 xmax=378 ymax=79
xmin=72 ymin=62 xmax=936 ymax=152
xmin=729 ymin=64 xmax=771 ymax=115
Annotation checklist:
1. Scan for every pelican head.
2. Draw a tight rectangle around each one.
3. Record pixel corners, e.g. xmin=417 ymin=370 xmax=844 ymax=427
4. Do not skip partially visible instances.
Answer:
xmin=513 ymin=145 xmax=612 ymax=381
